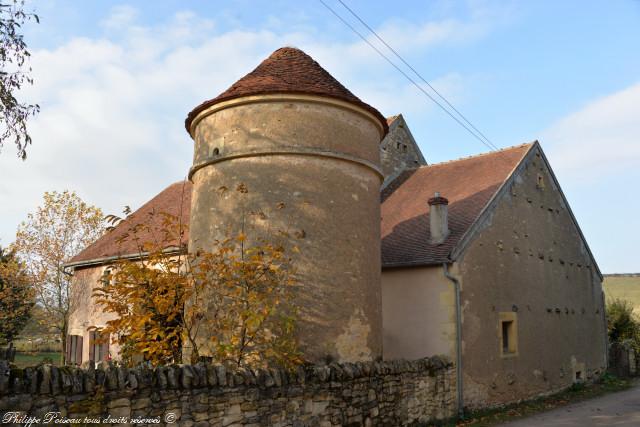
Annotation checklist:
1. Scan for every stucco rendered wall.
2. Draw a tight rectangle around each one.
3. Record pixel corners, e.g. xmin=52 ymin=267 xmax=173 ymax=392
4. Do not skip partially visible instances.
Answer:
xmin=68 ymin=266 xmax=121 ymax=363
xmin=455 ymin=147 xmax=607 ymax=408
xmin=381 ymin=266 xmax=456 ymax=361
xmin=188 ymin=95 xmax=384 ymax=364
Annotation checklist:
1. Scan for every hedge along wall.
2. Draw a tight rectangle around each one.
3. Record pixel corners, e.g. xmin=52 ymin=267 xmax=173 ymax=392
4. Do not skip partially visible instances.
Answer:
xmin=0 ymin=356 xmax=455 ymax=426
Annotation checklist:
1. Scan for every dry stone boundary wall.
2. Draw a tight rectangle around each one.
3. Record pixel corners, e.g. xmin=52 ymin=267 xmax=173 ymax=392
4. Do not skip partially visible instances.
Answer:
xmin=0 ymin=356 xmax=455 ymax=426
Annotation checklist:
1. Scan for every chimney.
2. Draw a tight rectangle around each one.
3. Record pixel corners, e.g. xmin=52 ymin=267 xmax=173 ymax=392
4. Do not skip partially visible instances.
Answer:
xmin=428 ymin=192 xmax=450 ymax=245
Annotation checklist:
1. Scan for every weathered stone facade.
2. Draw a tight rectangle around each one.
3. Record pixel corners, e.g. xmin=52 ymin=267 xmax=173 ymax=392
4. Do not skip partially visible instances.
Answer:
xmin=455 ymin=145 xmax=607 ymax=408
xmin=380 ymin=143 xmax=607 ymax=410
xmin=0 ymin=357 xmax=455 ymax=426
xmin=187 ymin=94 xmax=385 ymax=364
xmin=380 ymin=115 xmax=426 ymax=188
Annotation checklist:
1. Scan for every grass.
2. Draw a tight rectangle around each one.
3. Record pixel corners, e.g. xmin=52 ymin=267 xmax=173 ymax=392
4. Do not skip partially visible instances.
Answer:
xmin=12 ymin=338 xmax=61 ymax=353
xmin=453 ymin=374 xmax=634 ymax=426
xmin=604 ymin=275 xmax=640 ymax=316
xmin=13 ymin=351 xmax=63 ymax=368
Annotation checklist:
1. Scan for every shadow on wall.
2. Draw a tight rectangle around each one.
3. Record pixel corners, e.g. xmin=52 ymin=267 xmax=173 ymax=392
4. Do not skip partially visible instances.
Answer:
xmin=189 ymin=153 xmax=382 ymax=363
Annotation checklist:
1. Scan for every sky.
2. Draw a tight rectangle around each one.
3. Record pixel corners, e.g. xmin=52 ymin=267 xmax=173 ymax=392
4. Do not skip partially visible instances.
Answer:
xmin=0 ymin=0 xmax=638 ymax=273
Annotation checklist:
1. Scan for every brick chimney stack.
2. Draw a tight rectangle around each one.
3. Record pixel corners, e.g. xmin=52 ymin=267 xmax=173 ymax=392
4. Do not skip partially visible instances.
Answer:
xmin=428 ymin=192 xmax=450 ymax=245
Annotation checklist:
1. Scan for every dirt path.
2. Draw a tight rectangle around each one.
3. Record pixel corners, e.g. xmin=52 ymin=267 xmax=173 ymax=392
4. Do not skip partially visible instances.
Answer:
xmin=500 ymin=384 xmax=640 ymax=426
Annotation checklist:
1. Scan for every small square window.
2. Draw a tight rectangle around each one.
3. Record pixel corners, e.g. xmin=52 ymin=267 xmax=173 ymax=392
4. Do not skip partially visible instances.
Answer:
xmin=101 ymin=269 xmax=112 ymax=287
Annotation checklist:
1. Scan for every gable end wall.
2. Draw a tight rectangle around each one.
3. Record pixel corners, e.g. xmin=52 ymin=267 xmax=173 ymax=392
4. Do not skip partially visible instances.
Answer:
xmin=455 ymin=145 xmax=607 ymax=408
xmin=380 ymin=116 xmax=426 ymax=187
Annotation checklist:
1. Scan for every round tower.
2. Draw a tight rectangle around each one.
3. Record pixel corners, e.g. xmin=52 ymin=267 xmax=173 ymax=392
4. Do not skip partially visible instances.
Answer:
xmin=185 ymin=47 xmax=387 ymax=363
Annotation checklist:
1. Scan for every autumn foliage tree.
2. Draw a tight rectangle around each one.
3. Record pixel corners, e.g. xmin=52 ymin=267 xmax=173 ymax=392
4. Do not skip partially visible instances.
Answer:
xmin=0 ymin=245 xmax=34 ymax=346
xmin=188 ymin=232 xmax=300 ymax=368
xmin=94 ymin=184 xmax=302 ymax=369
xmin=14 ymin=190 xmax=105 ymax=363
xmin=93 ymin=212 xmax=189 ymax=365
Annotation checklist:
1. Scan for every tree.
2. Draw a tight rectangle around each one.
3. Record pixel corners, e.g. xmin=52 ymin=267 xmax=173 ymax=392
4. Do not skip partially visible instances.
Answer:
xmin=0 ymin=245 xmax=34 ymax=346
xmin=0 ymin=1 xmax=39 ymax=159
xmin=93 ymin=211 xmax=190 ymax=365
xmin=606 ymin=298 xmax=640 ymax=351
xmin=192 ymin=233 xmax=300 ymax=369
xmin=13 ymin=190 xmax=105 ymax=363
xmin=94 ymin=184 xmax=302 ymax=368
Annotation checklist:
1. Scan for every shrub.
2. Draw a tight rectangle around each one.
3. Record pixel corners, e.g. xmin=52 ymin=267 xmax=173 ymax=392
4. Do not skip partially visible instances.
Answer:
xmin=606 ymin=299 xmax=640 ymax=351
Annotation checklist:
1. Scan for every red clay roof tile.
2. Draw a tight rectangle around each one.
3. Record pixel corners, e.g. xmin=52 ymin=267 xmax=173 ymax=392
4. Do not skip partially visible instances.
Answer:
xmin=68 ymin=181 xmax=192 ymax=266
xmin=381 ymin=144 xmax=533 ymax=267
xmin=185 ymin=47 xmax=388 ymax=135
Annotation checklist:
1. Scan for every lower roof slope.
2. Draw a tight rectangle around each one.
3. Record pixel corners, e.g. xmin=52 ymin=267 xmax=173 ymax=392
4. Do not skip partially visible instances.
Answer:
xmin=381 ymin=143 xmax=533 ymax=267
xmin=67 ymin=181 xmax=192 ymax=267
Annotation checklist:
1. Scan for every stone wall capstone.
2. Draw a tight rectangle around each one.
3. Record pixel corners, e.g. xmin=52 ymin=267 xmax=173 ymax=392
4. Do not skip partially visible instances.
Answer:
xmin=0 ymin=356 xmax=455 ymax=426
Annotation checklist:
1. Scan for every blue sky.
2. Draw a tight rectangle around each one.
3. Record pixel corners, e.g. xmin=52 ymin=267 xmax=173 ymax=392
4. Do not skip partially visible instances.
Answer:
xmin=1 ymin=0 xmax=638 ymax=273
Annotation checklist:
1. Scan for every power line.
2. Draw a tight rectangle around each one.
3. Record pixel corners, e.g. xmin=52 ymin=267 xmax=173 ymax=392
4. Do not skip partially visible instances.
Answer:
xmin=318 ymin=0 xmax=498 ymax=151
xmin=335 ymin=0 xmax=498 ymax=150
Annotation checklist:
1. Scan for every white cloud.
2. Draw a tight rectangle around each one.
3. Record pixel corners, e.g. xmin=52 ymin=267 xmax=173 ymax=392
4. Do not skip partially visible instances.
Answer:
xmin=539 ymin=82 xmax=640 ymax=273
xmin=542 ymin=82 xmax=640 ymax=181
xmin=100 ymin=5 xmax=138 ymax=30
xmin=0 ymin=4 xmax=496 ymax=245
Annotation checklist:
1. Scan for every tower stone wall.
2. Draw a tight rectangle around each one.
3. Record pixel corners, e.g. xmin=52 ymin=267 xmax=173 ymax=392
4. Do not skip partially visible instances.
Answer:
xmin=187 ymin=92 xmax=385 ymax=363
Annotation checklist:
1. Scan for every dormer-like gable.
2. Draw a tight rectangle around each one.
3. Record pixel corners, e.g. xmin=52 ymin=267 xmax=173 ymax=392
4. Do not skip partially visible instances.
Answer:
xmin=380 ymin=114 xmax=427 ymax=187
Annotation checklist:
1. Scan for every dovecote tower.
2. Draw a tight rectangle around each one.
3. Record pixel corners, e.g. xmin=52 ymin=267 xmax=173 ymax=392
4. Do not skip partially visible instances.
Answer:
xmin=185 ymin=47 xmax=388 ymax=363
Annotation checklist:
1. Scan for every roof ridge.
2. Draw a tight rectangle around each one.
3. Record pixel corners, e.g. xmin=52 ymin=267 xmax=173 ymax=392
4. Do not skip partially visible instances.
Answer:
xmin=119 ymin=180 xmax=186 ymax=219
xmin=418 ymin=142 xmax=536 ymax=169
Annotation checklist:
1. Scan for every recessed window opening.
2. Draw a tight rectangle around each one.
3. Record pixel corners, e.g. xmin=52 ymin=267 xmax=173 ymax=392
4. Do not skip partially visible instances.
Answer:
xmin=101 ymin=268 xmax=112 ymax=287
xmin=499 ymin=312 xmax=518 ymax=357
xmin=575 ymin=371 xmax=583 ymax=381
xmin=502 ymin=321 xmax=513 ymax=353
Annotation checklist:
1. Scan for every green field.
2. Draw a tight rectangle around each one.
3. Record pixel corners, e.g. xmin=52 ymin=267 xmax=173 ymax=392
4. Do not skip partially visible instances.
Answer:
xmin=604 ymin=274 xmax=640 ymax=315
xmin=13 ymin=351 xmax=62 ymax=368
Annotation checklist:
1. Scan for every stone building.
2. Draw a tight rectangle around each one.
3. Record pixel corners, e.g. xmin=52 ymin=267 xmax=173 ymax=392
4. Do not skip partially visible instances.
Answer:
xmin=65 ymin=47 xmax=607 ymax=410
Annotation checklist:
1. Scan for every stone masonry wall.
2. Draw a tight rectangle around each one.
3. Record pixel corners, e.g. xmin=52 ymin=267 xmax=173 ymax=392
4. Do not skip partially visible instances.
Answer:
xmin=0 ymin=356 xmax=455 ymax=426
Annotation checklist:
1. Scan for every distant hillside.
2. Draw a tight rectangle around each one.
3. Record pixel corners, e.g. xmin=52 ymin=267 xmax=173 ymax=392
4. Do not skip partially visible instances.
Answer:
xmin=604 ymin=274 xmax=640 ymax=315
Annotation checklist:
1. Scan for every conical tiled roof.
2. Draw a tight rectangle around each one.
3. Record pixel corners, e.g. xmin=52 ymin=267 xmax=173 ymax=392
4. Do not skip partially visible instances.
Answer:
xmin=185 ymin=47 xmax=388 ymax=134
